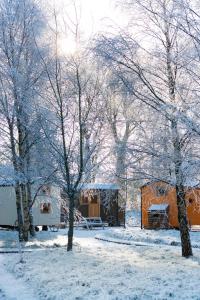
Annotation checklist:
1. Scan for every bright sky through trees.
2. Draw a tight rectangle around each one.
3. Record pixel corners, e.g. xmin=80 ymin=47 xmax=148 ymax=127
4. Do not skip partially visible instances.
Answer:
xmin=47 ymin=0 xmax=129 ymax=53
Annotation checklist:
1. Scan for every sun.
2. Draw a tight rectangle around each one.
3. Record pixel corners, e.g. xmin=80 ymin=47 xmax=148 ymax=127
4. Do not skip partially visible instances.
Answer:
xmin=47 ymin=0 xmax=129 ymax=55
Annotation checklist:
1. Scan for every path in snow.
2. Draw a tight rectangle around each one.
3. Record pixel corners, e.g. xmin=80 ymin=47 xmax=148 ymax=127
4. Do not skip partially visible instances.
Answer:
xmin=0 ymin=254 xmax=38 ymax=300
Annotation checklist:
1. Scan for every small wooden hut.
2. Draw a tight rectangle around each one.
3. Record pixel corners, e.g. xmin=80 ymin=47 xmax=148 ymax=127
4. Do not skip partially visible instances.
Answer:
xmin=78 ymin=183 xmax=125 ymax=226
xmin=141 ymin=181 xmax=200 ymax=229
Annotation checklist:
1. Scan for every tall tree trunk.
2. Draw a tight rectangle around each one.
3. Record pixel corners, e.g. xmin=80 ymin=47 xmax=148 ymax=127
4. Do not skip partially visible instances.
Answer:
xmin=25 ymin=138 xmax=35 ymax=237
xmin=17 ymin=115 xmax=30 ymax=241
xmin=67 ymin=196 xmax=75 ymax=251
xmin=115 ymin=142 xmax=126 ymax=186
xmin=21 ymin=184 xmax=30 ymax=241
xmin=8 ymin=121 xmax=25 ymax=241
xmin=27 ymin=182 xmax=35 ymax=237
xmin=171 ymin=120 xmax=192 ymax=257
xmin=164 ymin=19 xmax=193 ymax=257
xmin=112 ymin=119 xmax=130 ymax=187
xmin=176 ymin=184 xmax=193 ymax=257
xmin=15 ymin=184 xmax=24 ymax=242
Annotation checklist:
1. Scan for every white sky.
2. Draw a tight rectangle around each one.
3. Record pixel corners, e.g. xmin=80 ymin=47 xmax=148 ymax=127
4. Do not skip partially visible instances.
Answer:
xmin=75 ymin=0 xmax=128 ymax=35
xmin=46 ymin=0 xmax=130 ymax=53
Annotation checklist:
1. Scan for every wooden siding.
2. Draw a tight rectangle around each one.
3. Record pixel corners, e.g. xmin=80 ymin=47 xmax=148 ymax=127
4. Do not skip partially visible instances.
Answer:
xmin=141 ymin=182 xmax=200 ymax=228
xmin=78 ymin=189 xmax=125 ymax=226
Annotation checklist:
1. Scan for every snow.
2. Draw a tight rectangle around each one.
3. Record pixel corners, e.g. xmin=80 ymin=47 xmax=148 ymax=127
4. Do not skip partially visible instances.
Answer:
xmin=1 ymin=227 xmax=200 ymax=299
xmin=80 ymin=183 xmax=120 ymax=190
xmin=0 ymin=255 xmax=36 ymax=300
xmin=148 ymin=204 xmax=169 ymax=211
xmin=99 ymin=226 xmax=200 ymax=247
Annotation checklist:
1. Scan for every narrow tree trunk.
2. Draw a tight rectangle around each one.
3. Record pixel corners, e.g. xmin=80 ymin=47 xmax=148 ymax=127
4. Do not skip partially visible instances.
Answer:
xmin=21 ymin=184 xmax=30 ymax=241
xmin=27 ymin=182 xmax=35 ymax=237
xmin=25 ymin=141 xmax=35 ymax=237
xmin=115 ymin=144 xmax=126 ymax=186
xmin=17 ymin=116 xmax=30 ymax=241
xmin=8 ymin=122 xmax=25 ymax=242
xmin=176 ymin=184 xmax=193 ymax=257
xmin=67 ymin=196 xmax=74 ymax=251
xmin=171 ymin=120 xmax=193 ymax=257
xmin=163 ymin=16 xmax=192 ymax=257
xmin=15 ymin=184 xmax=24 ymax=242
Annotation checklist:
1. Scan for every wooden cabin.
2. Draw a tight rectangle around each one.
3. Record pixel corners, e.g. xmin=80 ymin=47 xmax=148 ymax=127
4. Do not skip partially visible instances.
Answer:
xmin=141 ymin=181 xmax=200 ymax=229
xmin=78 ymin=183 xmax=125 ymax=226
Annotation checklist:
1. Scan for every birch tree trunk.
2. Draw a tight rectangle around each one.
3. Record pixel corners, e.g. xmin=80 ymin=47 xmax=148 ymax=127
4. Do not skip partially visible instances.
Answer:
xmin=27 ymin=181 xmax=35 ymax=237
xmin=17 ymin=113 xmax=30 ymax=241
xmin=171 ymin=120 xmax=193 ymax=257
xmin=67 ymin=195 xmax=75 ymax=251
xmin=8 ymin=120 xmax=24 ymax=241
xmin=15 ymin=184 xmax=24 ymax=241
xmin=164 ymin=16 xmax=193 ymax=256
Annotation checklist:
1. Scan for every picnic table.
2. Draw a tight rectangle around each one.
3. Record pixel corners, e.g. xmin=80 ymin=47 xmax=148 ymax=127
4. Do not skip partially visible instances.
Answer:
xmin=85 ymin=217 xmax=107 ymax=229
xmin=76 ymin=217 xmax=107 ymax=230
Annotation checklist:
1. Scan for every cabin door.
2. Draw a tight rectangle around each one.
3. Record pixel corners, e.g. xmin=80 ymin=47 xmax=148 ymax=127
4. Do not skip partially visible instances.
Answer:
xmin=89 ymin=194 xmax=100 ymax=217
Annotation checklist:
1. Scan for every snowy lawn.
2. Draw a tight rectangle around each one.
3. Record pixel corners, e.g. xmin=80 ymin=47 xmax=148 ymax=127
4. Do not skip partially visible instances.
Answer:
xmin=97 ymin=226 xmax=200 ymax=247
xmin=1 ymin=227 xmax=200 ymax=299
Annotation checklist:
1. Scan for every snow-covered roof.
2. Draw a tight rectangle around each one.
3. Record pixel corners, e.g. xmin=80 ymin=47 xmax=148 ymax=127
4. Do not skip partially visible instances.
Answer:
xmin=0 ymin=165 xmax=15 ymax=186
xmin=0 ymin=179 xmax=15 ymax=186
xmin=148 ymin=204 xmax=169 ymax=211
xmin=80 ymin=183 xmax=120 ymax=190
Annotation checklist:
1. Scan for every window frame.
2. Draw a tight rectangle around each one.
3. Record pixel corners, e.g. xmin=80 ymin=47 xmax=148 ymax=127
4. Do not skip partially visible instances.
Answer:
xmin=40 ymin=203 xmax=51 ymax=214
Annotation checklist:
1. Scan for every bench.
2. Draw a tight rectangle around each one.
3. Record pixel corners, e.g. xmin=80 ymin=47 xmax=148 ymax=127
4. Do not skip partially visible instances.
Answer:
xmin=85 ymin=217 xmax=107 ymax=229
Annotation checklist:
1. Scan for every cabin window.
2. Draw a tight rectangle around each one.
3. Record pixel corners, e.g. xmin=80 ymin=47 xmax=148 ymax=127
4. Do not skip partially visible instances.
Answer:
xmin=156 ymin=186 xmax=167 ymax=197
xmin=91 ymin=195 xmax=98 ymax=204
xmin=40 ymin=203 xmax=51 ymax=214
xmin=81 ymin=196 xmax=88 ymax=205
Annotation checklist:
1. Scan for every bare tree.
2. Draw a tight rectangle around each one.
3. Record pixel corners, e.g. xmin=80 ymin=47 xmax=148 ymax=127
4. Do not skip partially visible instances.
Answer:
xmin=93 ymin=0 xmax=200 ymax=257
xmin=38 ymin=7 xmax=104 ymax=249
xmin=103 ymin=78 xmax=138 ymax=183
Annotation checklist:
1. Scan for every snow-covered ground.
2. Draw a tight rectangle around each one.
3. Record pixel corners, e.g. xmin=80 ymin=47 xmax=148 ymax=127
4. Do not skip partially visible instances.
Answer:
xmin=1 ymin=227 xmax=200 ymax=300
xmin=97 ymin=226 xmax=200 ymax=247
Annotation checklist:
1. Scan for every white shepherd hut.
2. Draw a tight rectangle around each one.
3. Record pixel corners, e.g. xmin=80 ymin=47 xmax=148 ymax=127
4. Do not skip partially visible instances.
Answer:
xmin=0 ymin=182 xmax=61 ymax=227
